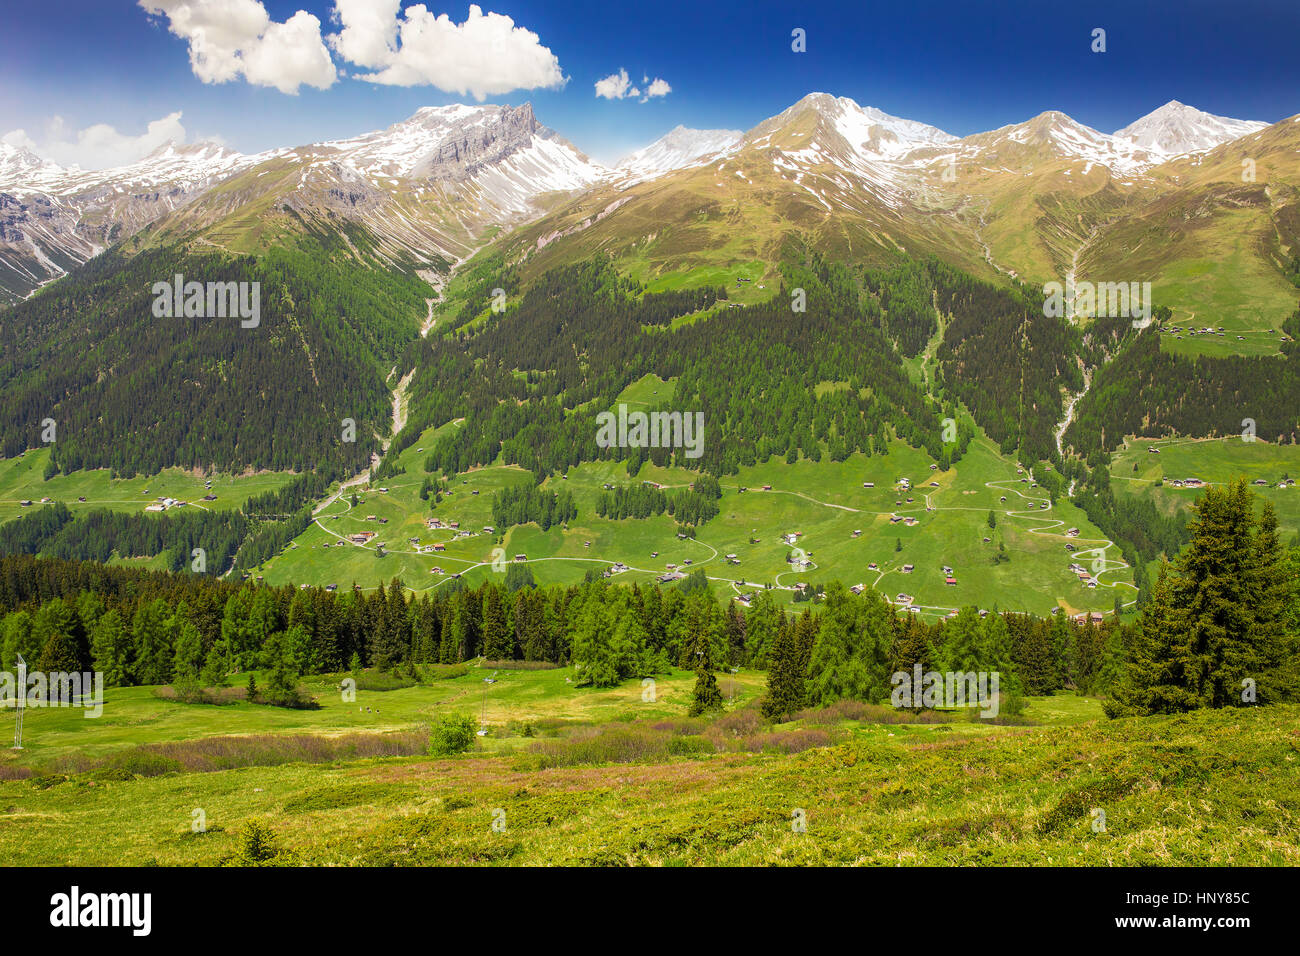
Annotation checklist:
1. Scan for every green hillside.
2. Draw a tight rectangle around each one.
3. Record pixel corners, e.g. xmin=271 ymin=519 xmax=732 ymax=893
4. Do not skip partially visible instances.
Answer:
xmin=1 ymin=672 xmax=1293 ymax=866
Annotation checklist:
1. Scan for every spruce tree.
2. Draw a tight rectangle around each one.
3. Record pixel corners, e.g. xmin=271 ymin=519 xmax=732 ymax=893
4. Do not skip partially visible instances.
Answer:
xmin=1110 ymin=479 xmax=1298 ymax=716
xmin=480 ymin=586 xmax=511 ymax=662
xmin=688 ymin=625 xmax=723 ymax=717
xmin=1105 ymin=562 xmax=1189 ymax=716
xmin=762 ymin=614 xmax=806 ymax=720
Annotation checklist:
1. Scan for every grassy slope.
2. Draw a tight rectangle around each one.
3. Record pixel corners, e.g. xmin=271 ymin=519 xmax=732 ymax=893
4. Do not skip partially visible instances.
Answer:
xmin=1112 ymin=437 xmax=1300 ymax=535
xmin=253 ymin=414 xmax=1130 ymax=616
xmin=0 ymin=673 xmax=1293 ymax=865
xmin=0 ymin=448 xmax=297 ymax=525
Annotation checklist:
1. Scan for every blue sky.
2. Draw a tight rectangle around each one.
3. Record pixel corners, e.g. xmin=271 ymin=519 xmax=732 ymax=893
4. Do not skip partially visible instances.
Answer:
xmin=3 ymin=0 xmax=1299 ymax=168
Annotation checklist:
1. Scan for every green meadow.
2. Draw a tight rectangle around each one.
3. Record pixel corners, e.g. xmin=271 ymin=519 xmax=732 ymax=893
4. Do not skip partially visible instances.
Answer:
xmin=249 ymin=420 xmax=1128 ymax=617
xmin=0 ymin=447 xmax=297 ymax=525
xmin=1112 ymin=436 xmax=1300 ymax=536
xmin=0 ymin=664 xmax=1293 ymax=867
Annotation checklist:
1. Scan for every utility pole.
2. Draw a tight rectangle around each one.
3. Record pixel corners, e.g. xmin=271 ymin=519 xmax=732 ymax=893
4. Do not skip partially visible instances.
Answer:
xmin=13 ymin=653 xmax=26 ymax=750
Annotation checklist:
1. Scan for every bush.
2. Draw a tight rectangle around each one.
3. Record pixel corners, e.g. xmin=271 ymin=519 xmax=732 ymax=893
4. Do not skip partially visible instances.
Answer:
xmin=424 ymin=663 xmax=470 ymax=680
xmin=223 ymin=820 xmax=298 ymax=867
xmin=111 ymin=751 xmax=183 ymax=778
xmin=428 ymin=713 xmax=477 ymax=756
xmin=50 ymin=731 xmax=426 ymax=776
xmin=354 ymin=671 xmax=417 ymax=692
xmin=667 ymin=734 xmax=714 ymax=756
xmin=524 ymin=726 xmax=669 ymax=768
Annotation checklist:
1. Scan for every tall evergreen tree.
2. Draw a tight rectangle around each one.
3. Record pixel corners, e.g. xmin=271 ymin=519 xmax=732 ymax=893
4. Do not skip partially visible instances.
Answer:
xmin=762 ymin=614 xmax=806 ymax=720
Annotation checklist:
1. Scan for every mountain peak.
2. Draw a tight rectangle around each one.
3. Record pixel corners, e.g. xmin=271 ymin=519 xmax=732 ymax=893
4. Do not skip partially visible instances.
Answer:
xmin=616 ymin=126 xmax=742 ymax=177
xmin=749 ymin=92 xmax=955 ymax=161
xmin=1114 ymin=101 xmax=1266 ymax=158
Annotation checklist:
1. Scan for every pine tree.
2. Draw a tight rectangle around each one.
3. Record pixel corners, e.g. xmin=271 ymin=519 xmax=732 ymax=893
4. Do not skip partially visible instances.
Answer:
xmin=1110 ymin=480 xmax=1298 ymax=717
xmin=805 ymin=583 xmax=892 ymax=706
xmin=200 ymin=642 xmax=229 ymax=688
xmin=132 ymin=599 xmax=174 ymax=686
xmin=572 ymin=589 xmax=620 ymax=687
xmin=762 ymin=614 xmax=805 ymax=720
xmin=1105 ymin=561 xmax=1191 ymax=717
xmin=480 ymin=586 xmax=511 ymax=661
xmin=890 ymin=611 xmax=934 ymax=679
xmin=90 ymin=609 xmax=134 ymax=687
xmin=938 ymin=606 xmax=982 ymax=673
xmin=33 ymin=598 xmax=82 ymax=673
xmin=171 ymin=619 xmax=205 ymax=685
xmin=260 ymin=630 xmax=303 ymax=707
xmin=688 ymin=620 xmax=723 ymax=717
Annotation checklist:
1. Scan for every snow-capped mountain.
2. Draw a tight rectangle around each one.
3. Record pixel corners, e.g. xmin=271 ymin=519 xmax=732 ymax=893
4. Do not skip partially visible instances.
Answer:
xmin=735 ymin=92 xmax=960 ymax=210
xmin=0 ymin=142 xmax=59 ymax=186
xmin=0 ymin=93 xmax=1280 ymax=306
xmin=748 ymin=92 xmax=956 ymax=159
xmin=0 ymin=104 xmax=607 ymax=303
xmin=0 ymin=141 xmax=264 ymax=199
xmin=1114 ymin=100 xmax=1268 ymax=162
xmin=954 ymin=103 xmax=1270 ymax=179
xmin=952 ymin=110 xmax=1156 ymax=178
xmin=308 ymin=103 xmax=607 ymax=213
xmin=0 ymin=140 xmax=276 ymax=303
xmin=616 ymin=126 xmax=742 ymax=180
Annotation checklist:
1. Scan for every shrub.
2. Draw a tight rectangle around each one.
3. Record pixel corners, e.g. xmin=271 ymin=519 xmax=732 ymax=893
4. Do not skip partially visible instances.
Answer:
xmin=480 ymin=659 xmax=560 ymax=671
xmin=354 ymin=671 xmax=417 ymax=692
xmin=667 ymin=734 xmax=714 ymax=756
xmin=111 ymin=751 xmax=183 ymax=778
xmin=51 ymin=732 xmax=426 ymax=776
xmin=525 ymin=726 xmax=669 ymax=768
xmin=428 ymin=713 xmax=477 ymax=756
xmin=424 ymin=663 xmax=469 ymax=680
xmin=224 ymin=820 xmax=298 ymax=867
xmin=706 ymin=707 xmax=762 ymax=739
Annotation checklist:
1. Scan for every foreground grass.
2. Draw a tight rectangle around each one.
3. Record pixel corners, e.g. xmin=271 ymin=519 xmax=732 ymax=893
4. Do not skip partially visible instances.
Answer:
xmin=0 ymin=701 xmax=1293 ymax=866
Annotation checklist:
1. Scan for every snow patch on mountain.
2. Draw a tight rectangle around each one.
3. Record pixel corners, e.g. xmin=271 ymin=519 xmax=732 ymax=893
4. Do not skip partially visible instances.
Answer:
xmin=1114 ymin=100 xmax=1268 ymax=161
xmin=616 ymin=126 xmax=742 ymax=181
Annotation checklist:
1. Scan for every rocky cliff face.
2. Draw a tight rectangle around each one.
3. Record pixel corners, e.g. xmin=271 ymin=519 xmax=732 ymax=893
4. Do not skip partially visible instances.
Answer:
xmin=412 ymin=104 xmax=543 ymax=181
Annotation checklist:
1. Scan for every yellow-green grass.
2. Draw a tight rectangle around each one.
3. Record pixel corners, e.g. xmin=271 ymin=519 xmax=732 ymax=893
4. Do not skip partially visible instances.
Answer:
xmin=622 ymin=256 xmax=773 ymax=305
xmin=258 ymin=425 xmax=1128 ymax=616
xmin=613 ymin=373 xmax=677 ymax=408
xmin=1112 ymin=436 xmax=1300 ymax=538
xmin=1 ymin=694 xmax=1292 ymax=866
xmin=0 ymin=665 xmax=771 ymax=770
xmin=1145 ymin=210 xmax=1297 ymax=358
xmin=0 ymin=448 xmax=298 ymax=524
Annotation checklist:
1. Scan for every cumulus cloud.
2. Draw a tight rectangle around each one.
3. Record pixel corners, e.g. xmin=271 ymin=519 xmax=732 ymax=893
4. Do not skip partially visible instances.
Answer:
xmin=330 ymin=3 xmax=566 ymax=100
xmin=596 ymin=68 xmax=670 ymax=102
xmin=139 ymin=0 xmax=336 ymax=95
xmin=329 ymin=0 xmax=400 ymax=69
xmin=3 ymin=112 xmax=188 ymax=170
xmin=595 ymin=68 xmax=633 ymax=100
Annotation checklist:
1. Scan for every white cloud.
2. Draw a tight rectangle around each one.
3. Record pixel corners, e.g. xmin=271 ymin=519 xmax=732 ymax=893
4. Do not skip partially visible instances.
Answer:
xmin=140 ymin=0 xmax=336 ymax=95
xmin=596 ymin=68 xmax=670 ymax=102
xmin=329 ymin=0 xmax=400 ymax=68
xmin=3 ymin=112 xmax=188 ymax=170
xmin=595 ymin=68 xmax=632 ymax=100
xmin=331 ymin=3 xmax=565 ymax=100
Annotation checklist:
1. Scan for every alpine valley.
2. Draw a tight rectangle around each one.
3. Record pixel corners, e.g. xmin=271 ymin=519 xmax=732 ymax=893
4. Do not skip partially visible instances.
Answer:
xmin=3 ymin=91 xmax=1300 ymax=624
